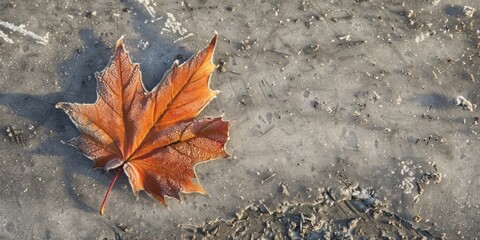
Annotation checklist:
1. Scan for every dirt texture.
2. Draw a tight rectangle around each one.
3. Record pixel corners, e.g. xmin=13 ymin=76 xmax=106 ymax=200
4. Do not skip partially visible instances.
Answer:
xmin=0 ymin=0 xmax=479 ymax=239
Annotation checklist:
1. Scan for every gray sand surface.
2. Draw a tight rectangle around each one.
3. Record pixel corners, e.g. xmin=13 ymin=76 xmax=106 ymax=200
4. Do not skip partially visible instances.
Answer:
xmin=1 ymin=0 xmax=479 ymax=239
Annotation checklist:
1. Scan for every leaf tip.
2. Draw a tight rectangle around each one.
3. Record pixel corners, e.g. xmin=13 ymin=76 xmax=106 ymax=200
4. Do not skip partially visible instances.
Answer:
xmin=196 ymin=185 xmax=208 ymax=195
xmin=222 ymin=151 xmax=232 ymax=159
xmin=115 ymin=35 xmax=124 ymax=51
xmin=205 ymin=33 xmax=218 ymax=52
xmin=153 ymin=194 xmax=168 ymax=207
xmin=211 ymin=32 xmax=218 ymax=44
xmin=116 ymin=35 xmax=125 ymax=50
xmin=55 ymin=102 xmax=64 ymax=109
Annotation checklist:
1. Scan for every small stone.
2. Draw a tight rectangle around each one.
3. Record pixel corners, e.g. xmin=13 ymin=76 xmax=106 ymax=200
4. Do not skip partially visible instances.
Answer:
xmin=453 ymin=96 xmax=475 ymax=111
xmin=280 ymin=183 xmax=289 ymax=196
xmin=463 ymin=6 xmax=475 ymax=18
xmin=85 ymin=11 xmax=97 ymax=18
xmin=473 ymin=117 xmax=479 ymax=125
xmin=348 ymin=218 xmax=359 ymax=228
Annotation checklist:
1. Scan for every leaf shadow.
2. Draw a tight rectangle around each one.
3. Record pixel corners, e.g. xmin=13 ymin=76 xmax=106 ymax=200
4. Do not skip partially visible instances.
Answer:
xmin=444 ymin=5 xmax=466 ymax=18
xmin=122 ymin=1 xmax=196 ymax=91
xmin=414 ymin=93 xmax=452 ymax=110
xmin=57 ymin=29 xmax=115 ymax=213
xmin=0 ymin=29 xmax=115 ymax=213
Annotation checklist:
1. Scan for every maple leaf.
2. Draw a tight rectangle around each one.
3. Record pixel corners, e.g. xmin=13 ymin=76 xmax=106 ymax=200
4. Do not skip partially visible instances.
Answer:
xmin=56 ymin=34 xmax=229 ymax=215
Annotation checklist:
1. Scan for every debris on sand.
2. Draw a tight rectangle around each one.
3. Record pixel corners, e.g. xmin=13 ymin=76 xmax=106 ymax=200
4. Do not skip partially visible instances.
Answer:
xmin=421 ymin=172 xmax=442 ymax=185
xmin=453 ymin=96 xmax=475 ymax=111
xmin=6 ymin=126 xmax=25 ymax=146
xmin=280 ymin=182 xmax=289 ymax=196
xmin=181 ymin=186 xmax=438 ymax=239
xmin=430 ymin=0 xmax=441 ymax=6
xmin=161 ymin=13 xmax=188 ymax=36
xmin=463 ymin=6 xmax=475 ymax=18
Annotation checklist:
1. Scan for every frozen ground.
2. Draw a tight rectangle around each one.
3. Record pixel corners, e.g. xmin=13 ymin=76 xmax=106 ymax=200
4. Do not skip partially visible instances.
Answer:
xmin=0 ymin=0 xmax=479 ymax=239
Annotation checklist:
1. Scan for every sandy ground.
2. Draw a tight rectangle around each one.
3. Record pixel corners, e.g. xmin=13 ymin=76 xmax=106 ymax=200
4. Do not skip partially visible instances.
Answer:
xmin=1 ymin=0 xmax=480 ymax=239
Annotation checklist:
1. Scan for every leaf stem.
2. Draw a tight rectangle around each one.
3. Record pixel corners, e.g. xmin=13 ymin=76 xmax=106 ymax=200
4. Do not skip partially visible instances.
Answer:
xmin=100 ymin=167 xmax=123 ymax=215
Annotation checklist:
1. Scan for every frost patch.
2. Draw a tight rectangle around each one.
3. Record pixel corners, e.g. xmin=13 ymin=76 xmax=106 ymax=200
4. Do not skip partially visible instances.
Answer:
xmin=398 ymin=160 xmax=421 ymax=194
xmin=0 ymin=19 xmax=49 ymax=45
xmin=453 ymin=95 xmax=475 ymax=111
xmin=136 ymin=0 xmax=156 ymax=18
xmin=415 ymin=31 xmax=432 ymax=43
xmin=0 ymin=29 xmax=13 ymax=44
xmin=161 ymin=13 xmax=188 ymax=36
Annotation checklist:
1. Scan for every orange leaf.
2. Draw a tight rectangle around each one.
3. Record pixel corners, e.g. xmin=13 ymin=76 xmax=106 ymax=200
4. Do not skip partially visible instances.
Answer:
xmin=56 ymin=34 xmax=229 ymax=215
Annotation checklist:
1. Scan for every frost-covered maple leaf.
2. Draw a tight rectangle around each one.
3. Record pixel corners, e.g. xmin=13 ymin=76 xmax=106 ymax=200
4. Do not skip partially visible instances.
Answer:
xmin=56 ymin=34 xmax=229 ymax=215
